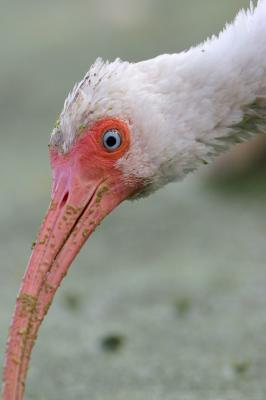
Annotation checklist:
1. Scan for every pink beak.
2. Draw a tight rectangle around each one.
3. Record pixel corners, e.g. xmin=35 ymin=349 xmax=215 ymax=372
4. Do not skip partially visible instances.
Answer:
xmin=2 ymin=161 xmax=132 ymax=399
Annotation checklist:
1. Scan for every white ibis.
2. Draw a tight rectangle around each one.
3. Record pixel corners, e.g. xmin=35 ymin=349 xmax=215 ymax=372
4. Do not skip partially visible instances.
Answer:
xmin=3 ymin=1 xmax=266 ymax=398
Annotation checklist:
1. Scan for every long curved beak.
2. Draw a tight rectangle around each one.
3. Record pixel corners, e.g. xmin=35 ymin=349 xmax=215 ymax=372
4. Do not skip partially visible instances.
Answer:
xmin=2 ymin=170 xmax=131 ymax=400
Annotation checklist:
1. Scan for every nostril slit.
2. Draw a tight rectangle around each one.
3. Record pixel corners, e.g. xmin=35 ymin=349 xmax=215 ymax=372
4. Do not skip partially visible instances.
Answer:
xmin=60 ymin=192 xmax=69 ymax=208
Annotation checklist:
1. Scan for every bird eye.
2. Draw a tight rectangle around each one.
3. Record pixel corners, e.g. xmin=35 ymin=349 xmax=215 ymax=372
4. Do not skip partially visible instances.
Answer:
xmin=102 ymin=129 xmax=121 ymax=151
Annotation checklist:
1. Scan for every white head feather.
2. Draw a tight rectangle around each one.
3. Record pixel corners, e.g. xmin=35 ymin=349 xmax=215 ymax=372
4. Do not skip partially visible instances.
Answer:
xmin=51 ymin=0 xmax=266 ymax=196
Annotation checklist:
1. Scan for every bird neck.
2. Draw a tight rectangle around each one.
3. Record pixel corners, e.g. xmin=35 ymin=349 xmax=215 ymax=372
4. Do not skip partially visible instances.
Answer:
xmin=130 ymin=1 xmax=266 ymax=191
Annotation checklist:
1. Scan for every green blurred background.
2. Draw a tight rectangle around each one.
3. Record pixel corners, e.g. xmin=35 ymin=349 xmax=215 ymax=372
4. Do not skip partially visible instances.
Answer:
xmin=2 ymin=1 xmax=266 ymax=399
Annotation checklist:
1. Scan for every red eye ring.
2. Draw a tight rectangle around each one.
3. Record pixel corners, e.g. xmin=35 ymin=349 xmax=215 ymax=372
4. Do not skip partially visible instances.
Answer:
xmin=93 ymin=118 xmax=131 ymax=158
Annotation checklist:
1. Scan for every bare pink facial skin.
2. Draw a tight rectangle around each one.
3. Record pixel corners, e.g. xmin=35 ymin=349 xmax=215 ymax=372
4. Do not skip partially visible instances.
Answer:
xmin=2 ymin=118 xmax=140 ymax=400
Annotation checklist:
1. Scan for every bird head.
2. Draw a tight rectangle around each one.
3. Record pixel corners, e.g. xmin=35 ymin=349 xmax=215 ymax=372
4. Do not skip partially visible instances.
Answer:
xmin=50 ymin=55 xmax=207 ymax=209
xmin=51 ymin=57 xmax=186 ymax=198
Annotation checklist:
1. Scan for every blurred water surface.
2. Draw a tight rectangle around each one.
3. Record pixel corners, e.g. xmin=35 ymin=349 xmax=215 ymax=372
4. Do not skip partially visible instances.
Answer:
xmin=3 ymin=1 xmax=266 ymax=399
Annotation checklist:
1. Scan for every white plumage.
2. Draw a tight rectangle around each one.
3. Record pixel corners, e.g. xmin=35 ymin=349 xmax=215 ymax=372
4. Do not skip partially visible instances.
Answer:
xmin=51 ymin=0 xmax=266 ymax=196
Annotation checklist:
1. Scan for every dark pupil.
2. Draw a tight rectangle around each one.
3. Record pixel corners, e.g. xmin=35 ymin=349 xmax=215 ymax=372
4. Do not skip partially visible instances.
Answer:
xmin=106 ymin=135 xmax=117 ymax=147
